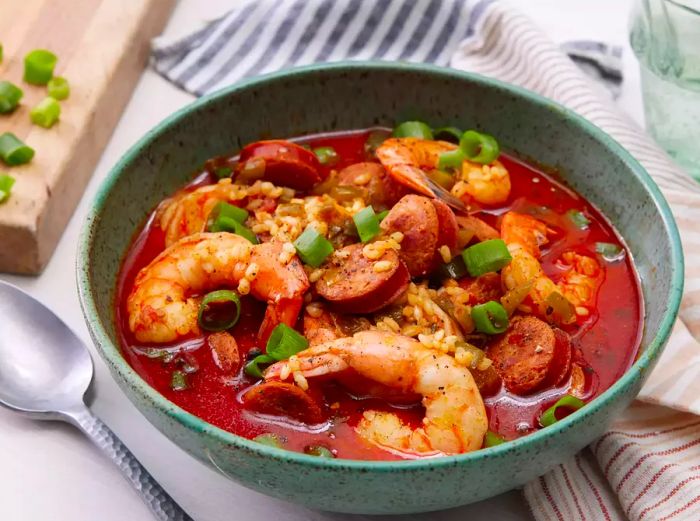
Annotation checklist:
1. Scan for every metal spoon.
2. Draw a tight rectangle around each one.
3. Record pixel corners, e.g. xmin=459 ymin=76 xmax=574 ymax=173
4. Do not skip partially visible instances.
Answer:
xmin=0 ymin=280 xmax=192 ymax=521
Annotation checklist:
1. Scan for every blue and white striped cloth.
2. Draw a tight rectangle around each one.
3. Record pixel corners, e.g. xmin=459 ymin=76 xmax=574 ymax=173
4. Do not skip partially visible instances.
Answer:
xmin=151 ymin=2 xmax=700 ymax=520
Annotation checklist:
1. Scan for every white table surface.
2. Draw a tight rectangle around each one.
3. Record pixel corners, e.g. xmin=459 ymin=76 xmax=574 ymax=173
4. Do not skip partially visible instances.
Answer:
xmin=0 ymin=1 xmax=645 ymax=519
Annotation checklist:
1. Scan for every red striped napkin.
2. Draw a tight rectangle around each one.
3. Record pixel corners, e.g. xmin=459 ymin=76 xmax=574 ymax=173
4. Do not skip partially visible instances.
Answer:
xmin=453 ymin=3 xmax=700 ymax=520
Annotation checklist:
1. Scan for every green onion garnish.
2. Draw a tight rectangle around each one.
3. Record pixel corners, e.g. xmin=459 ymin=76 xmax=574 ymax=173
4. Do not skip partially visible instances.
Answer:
xmin=197 ymin=290 xmax=241 ymax=332
xmin=437 ymin=148 xmax=466 ymax=172
xmin=539 ymin=394 xmax=586 ymax=427
xmin=596 ymin=242 xmax=624 ymax=262
xmin=392 ymin=121 xmax=434 ymax=140
xmin=353 ymin=206 xmax=381 ymax=243
xmin=293 ymin=226 xmax=334 ymax=267
xmin=170 ymin=370 xmax=188 ymax=391
xmin=47 ymin=76 xmax=70 ymax=100
xmin=433 ymin=126 xmax=462 ymax=144
xmin=0 ymin=174 xmax=15 ymax=204
xmin=24 ymin=49 xmax=57 ymax=85
xmin=567 ymin=209 xmax=590 ymax=230
xmin=0 ymin=44 xmax=3 ymax=64
xmin=434 ymin=255 xmax=469 ymax=280
xmin=214 ymin=166 xmax=233 ymax=179
xmin=0 ymin=81 xmax=23 ymax=114
xmin=207 ymin=201 xmax=249 ymax=226
xmin=364 ymin=129 xmax=390 ymax=155
xmin=305 ymin=445 xmax=335 ymax=458
xmin=377 ymin=209 xmax=390 ymax=222
xmin=459 ymin=130 xmax=500 ymax=164
xmin=253 ymin=433 xmax=285 ymax=448
xmin=484 ymin=431 xmax=506 ymax=447
xmin=471 ymin=301 xmax=509 ymax=334
xmin=461 ymin=239 xmax=512 ymax=277
xmin=313 ymin=146 xmax=339 ymax=166
xmin=0 ymin=133 xmax=35 ymax=166
xmin=30 ymin=97 xmax=61 ymax=128
xmin=244 ymin=354 xmax=275 ymax=378
xmin=266 ymin=323 xmax=308 ymax=361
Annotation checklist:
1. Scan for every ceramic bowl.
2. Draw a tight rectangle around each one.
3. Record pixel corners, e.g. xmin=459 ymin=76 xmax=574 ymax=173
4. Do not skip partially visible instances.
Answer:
xmin=77 ymin=62 xmax=683 ymax=514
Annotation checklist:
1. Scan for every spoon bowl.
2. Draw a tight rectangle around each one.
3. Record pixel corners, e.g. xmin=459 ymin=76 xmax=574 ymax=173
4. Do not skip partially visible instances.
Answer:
xmin=0 ymin=281 xmax=92 ymax=416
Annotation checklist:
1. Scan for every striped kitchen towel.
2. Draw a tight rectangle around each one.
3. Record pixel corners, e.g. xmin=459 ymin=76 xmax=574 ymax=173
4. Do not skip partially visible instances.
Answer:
xmin=151 ymin=1 xmax=700 ymax=520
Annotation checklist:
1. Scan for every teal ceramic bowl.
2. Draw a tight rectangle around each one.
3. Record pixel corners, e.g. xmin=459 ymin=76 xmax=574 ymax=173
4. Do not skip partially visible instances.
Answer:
xmin=77 ymin=62 xmax=683 ymax=514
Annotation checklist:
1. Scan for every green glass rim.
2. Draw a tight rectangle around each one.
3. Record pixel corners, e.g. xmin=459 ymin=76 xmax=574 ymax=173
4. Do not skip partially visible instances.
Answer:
xmin=76 ymin=60 xmax=684 ymax=471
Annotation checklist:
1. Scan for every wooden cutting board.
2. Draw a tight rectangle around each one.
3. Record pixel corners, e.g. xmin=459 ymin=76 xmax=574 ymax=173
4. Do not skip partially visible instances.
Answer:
xmin=0 ymin=0 xmax=175 ymax=274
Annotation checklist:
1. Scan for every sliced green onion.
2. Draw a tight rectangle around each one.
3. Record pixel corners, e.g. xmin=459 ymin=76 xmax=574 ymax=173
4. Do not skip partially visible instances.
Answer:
xmin=266 ymin=323 xmax=308 ymax=361
xmin=244 ymin=354 xmax=275 ymax=378
xmin=596 ymin=242 xmax=625 ymax=262
xmin=437 ymin=148 xmax=466 ymax=171
xmin=393 ymin=121 xmax=433 ymax=140
xmin=30 ymin=97 xmax=61 ymax=128
xmin=433 ymin=126 xmax=462 ymax=144
xmin=214 ymin=166 xmax=232 ymax=179
xmin=567 ymin=209 xmax=591 ymax=230
xmin=47 ymin=76 xmax=70 ymax=100
xmin=293 ymin=226 xmax=334 ymax=267
xmin=462 ymin=239 xmax=512 ymax=277
xmin=254 ymin=433 xmax=285 ymax=448
xmin=305 ymin=445 xmax=335 ymax=458
xmin=170 ymin=370 xmax=188 ymax=391
xmin=0 ymin=44 xmax=3 ymax=64
xmin=471 ymin=301 xmax=509 ymax=334
xmin=0 ymin=133 xmax=35 ymax=166
xmin=0 ymin=174 xmax=15 ymax=204
xmin=484 ymin=431 xmax=506 ymax=447
xmin=459 ymin=130 xmax=500 ymax=164
xmin=353 ymin=206 xmax=381 ymax=243
xmin=197 ymin=290 xmax=241 ymax=332
xmin=377 ymin=209 xmax=389 ymax=222
xmin=207 ymin=201 xmax=249 ymax=226
xmin=434 ymin=255 xmax=469 ymax=280
xmin=539 ymin=394 xmax=586 ymax=427
xmin=207 ymin=212 xmax=257 ymax=243
xmin=0 ymin=81 xmax=23 ymax=114
xmin=313 ymin=146 xmax=339 ymax=166
xmin=364 ymin=129 xmax=390 ymax=155
xmin=24 ymin=49 xmax=57 ymax=85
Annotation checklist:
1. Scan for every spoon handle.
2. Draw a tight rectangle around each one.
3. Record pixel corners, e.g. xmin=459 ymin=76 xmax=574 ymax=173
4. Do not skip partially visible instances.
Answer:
xmin=64 ymin=405 xmax=193 ymax=521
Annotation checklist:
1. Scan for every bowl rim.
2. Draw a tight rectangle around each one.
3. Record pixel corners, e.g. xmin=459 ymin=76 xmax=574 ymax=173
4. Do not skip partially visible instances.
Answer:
xmin=77 ymin=60 xmax=684 ymax=471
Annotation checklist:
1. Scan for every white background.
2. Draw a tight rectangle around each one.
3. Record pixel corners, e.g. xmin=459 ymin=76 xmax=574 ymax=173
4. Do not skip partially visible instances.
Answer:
xmin=0 ymin=1 xmax=645 ymax=519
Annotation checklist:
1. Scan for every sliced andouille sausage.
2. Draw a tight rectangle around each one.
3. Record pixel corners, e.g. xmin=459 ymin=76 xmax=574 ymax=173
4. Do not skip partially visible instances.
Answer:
xmin=242 ymin=381 xmax=324 ymax=424
xmin=545 ymin=328 xmax=573 ymax=387
xmin=486 ymin=316 xmax=556 ymax=395
xmin=471 ymin=365 xmax=502 ymax=397
xmin=303 ymin=308 xmax=343 ymax=347
xmin=315 ymin=243 xmax=409 ymax=314
xmin=431 ymin=199 xmax=458 ymax=253
xmin=458 ymin=272 xmax=503 ymax=305
xmin=337 ymin=162 xmax=408 ymax=209
xmin=207 ymin=331 xmax=241 ymax=374
xmin=237 ymin=140 xmax=322 ymax=190
xmin=380 ymin=194 xmax=439 ymax=277
xmin=455 ymin=215 xmax=500 ymax=242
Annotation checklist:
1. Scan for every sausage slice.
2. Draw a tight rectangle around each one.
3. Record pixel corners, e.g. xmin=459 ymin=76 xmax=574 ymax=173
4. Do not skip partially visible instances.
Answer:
xmin=459 ymin=273 xmax=503 ymax=305
xmin=315 ymin=243 xmax=409 ymax=314
xmin=338 ymin=162 xmax=408 ymax=209
xmin=487 ymin=316 xmax=556 ymax=395
xmin=207 ymin=331 xmax=240 ymax=374
xmin=237 ymin=140 xmax=322 ymax=190
xmin=242 ymin=381 xmax=324 ymax=424
xmin=432 ymin=199 xmax=459 ymax=253
xmin=546 ymin=328 xmax=573 ymax=387
xmin=380 ymin=194 xmax=439 ymax=277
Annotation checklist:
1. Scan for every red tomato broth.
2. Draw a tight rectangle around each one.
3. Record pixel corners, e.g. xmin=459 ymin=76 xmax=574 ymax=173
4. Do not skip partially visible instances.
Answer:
xmin=115 ymin=129 xmax=643 ymax=459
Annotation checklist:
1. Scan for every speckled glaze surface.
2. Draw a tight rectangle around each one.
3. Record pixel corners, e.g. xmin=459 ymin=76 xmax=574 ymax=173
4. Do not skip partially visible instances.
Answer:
xmin=77 ymin=62 xmax=683 ymax=514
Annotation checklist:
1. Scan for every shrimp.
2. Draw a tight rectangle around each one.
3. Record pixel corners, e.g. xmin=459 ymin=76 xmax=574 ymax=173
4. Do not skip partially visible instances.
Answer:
xmin=157 ymin=179 xmax=246 ymax=246
xmin=127 ymin=232 xmax=309 ymax=343
xmin=500 ymin=212 xmax=574 ymax=323
xmin=557 ymin=251 xmax=602 ymax=310
xmin=265 ymin=330 xmax=488 ymax=456
xmin=376 ymin=137 xmax=511 ymax=206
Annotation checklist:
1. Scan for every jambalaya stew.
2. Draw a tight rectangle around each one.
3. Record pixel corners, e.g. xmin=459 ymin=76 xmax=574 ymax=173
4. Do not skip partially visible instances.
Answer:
xmin=117 ymin=124 xmax=642 ymax=460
